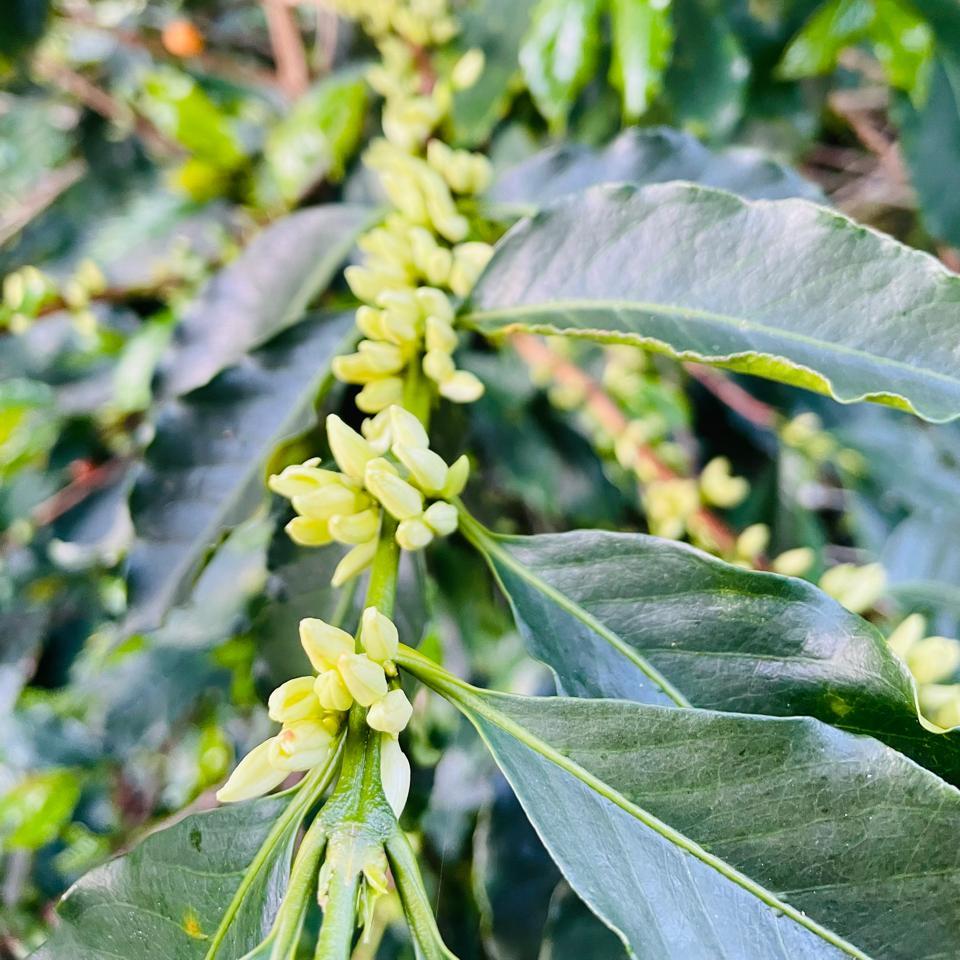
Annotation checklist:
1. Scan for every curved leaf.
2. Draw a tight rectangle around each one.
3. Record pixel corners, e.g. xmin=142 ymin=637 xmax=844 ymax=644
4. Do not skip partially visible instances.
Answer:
xmin=402 ymin=652 xmax=960 ymax=960
xmin=127 ymin=312 xmax=353 ymax=633
xmin=489 ymin=127 xmax=824 ymax=207
xmin=459 ymin=515 xmax=960 ymax=784
xmin=32 ymin=795 xmax=298 ymax=960
xmin=464 ymin=182 xmax=960 ymax=422
xmin=158 ymin=205 xmax=370 ymax=398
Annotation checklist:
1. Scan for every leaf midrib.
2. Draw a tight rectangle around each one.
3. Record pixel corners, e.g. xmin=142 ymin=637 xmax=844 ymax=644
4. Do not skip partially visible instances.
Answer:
xmin=462 ymin=299 xmax=960 ymax=388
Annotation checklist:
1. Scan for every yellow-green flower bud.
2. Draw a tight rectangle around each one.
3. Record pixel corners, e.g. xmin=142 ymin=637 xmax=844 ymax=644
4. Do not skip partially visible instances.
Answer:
xmin=268 ymin=460 xmax=348 ymax=499
xmin=337 ymin=653 xmax=388 ymax=706
xmin=300 ymin=617 xmax=355 ymax=672
xmin=415 ymin=286 xmax=454 ymax=323
xmin=361 ymin=606 xmax=399 ymax=663
xmin=441 ymin=454 xmax=470 ymax=498
xmin=367 ymin=688 xmax=413 ymax=735
xmin=908 ymin=636 xmax=960 ymax=685
xmin=269 ymin=719 xmax=335 ymax=772
xmin=365 ymin=459 xmax=424 ymax=519
xmin=344 ymin=265 xmax=407 ymax=303
xmin=331 ymin=537 xmax=379 ymax=586
xmin=329 ymin=508 xmax=381 ymax=545
xmin=448 ymin=242 xmax=493 ymax=296
xmin=380 ymin=171 xmax=429 ymax=224
xmin=438 ymin=369 xmax=484 ymax=403
xmin=396 ymin=517 xmax=434 ymax=550
xmin=380 ymin=733 xmax=410 ymax=817
xmin=293 ymin=484 xmax=369 ymax=521
xmin=423 ymin=500 xmax=458 ymax=536
xmin=286 ymin=516 xmax=333 ymax=546
xmin=268 ymin=676 xmax=323 ymax=723
xmin=327 ymin=414 xmax=377 ymax=481
xmin=315 ymin=669 xmax=354 ymax=711
xmin=394 ymin=443 xmax=448 ymax=493
xmin=361 ymin=409 xmax=393 ymax=454
xmin=700 ymin=457 xmax=749 ymax=509
xmin=819 ymin=563 xmax=886 ymax=614
xmin=771 ymin=547 xmax=815 ymax=577
xmin=451 ymin=48 xmax=485 ymax=89
xmin=357 ymin=376 xmax=405 ymax=414
xmin=736 ymin=523 xmax=770 ymax=561
xmin=425 ymin=316 xmax=458 ymax=355
xmin=887 ymin=613 xmax=926 ymax=660
xmin=216 ymin=738 xmax=287 ymax=804
xmin=423 ymin=349 xmax=456 ymax=383
xmin=389 ymin=404 xmax=430 ymax=449
xmin=356 ymin=305 xmax=389 ymax=341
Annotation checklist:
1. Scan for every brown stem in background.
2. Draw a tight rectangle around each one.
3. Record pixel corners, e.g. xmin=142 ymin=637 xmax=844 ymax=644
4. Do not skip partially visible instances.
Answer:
xmin=0 ymin=160 xmax=87 ymax=247
xmin=31 ymin=459 xmax=130 ymax=528
xmin=510 ymin=334 xmax=741 ymax=556
xmin=684 ymin=364 xmax=778 ymax=430
xmin=263 ymin=0 xmax=310 ymax=97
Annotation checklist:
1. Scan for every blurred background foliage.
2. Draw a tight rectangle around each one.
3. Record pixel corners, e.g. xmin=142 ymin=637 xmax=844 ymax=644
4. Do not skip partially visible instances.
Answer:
xmin=1 ymin=0 xmax=959 ymax=956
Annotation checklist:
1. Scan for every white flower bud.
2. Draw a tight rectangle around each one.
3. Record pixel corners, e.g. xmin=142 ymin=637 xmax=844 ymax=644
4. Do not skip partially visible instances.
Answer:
xmin=888 ymin=613 xmax=926 ymax=661
xmin=367 ymin=689 xmax=413 ymax=735
xmin=449 ymin=242 xmax=493 ymax=295
xmin=268 ymin=461 xmax=345 ymax=499
xmin=439 ymin=369 xmax=484 ymax=403
xmin=771 ymin=547 xmax=815 ymax=577
xmin=361 ymin=409 xmax=394 ymax=454
xmin=216 ymin=738 xmax=287 ymax=804
xmin=365 ymin=459 xmax=424 ymax=519
xmin=394 ymin=443 xmax=448 ymax=493
xmin=327 ymin=414 xmax=377 ymax=481
xmin=735 ymin=523 xmax=770 ymax=561
xmin=380 ymin=734 xmax=410 ymax=817
xmin=423 ymin=349 xmax=456 ymax=383
xmin=423 ymin=500 xmax=458 ymax=536
xmin=700 ymin=457 xmax=749 ymax=509
xmin=451 ymin=48 xmax=485 ymax=89
xmin=331 ymin=537 xmax=378 ymax=586
xmin=441 ymin=454 xmax=470 ymax=498
xmin=415 ymin=286 xmax=454 ymax=323
xmin=337 ymin=653 xmax=388 ymax=706
xmin=286 ymin=516 xmax=333 ymax=547
xmin=425 ymin=316 xmax=458 ymax=354
xmin=357 ymin=377 xmax=405 ymax=414
xmin=268 ymin=676 xmax=323 ymax=723
xmin=315 ymin=669 xmax=354 ymax=711
xmin=269 ymin=719 xmax=335 ymax=772
xmin=329 ymin=508 xmax=381 ymax=545
xmin=389 ymin=405 xmax=430 ymax=449
xmin=292 ymin=484 xmax=368 ymax=521
xmin=908 ymin=636 xmax=960 ymax=685
xmin=300 ymin=618 xmax=355 ymax=672
xmin=356 ymin=305 xmax=388 ymax=341
xmin=396 ymin=517 xmax=434 ymax=551
xmin=361 ymin=606 xmax=399 ymax=663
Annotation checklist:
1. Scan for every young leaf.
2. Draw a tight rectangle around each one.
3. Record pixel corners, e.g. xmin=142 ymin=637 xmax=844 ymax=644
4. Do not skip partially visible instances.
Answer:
xmin=489 ymin=126 xmax=824 ymax=208
xmin=400 ymin=653 xmax=960 ymax=960
xmin=463 ymin=182 xmax=960 ymax=422
xmin=31 ymin=795 xmax=299 ymax=960
xmin=777 ymin=0 xmax=874 ymax=80
xmin=520 ymin=0 xmax=604 ymax=130
xmin=126 ymin=312 xmax=353 ymax=633
xmin=158 ymin=205 xmax=372 ymax=398
xmin=608 ymin=0 xmax=674 ymax=120
xmin=459 ymin=516 xmax=960 ymax=784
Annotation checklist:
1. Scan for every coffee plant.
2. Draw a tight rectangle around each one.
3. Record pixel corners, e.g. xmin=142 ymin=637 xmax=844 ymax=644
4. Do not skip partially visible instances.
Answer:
xmin=3 ymin=0 xmax=960 ymax=957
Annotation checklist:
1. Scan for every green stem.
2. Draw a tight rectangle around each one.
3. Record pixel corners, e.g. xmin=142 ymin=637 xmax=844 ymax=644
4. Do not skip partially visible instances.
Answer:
xmin=365 ymin=515 xmax=399 ymax=621
xmin=402 ymin=353 xmax=432 ymax=427
xmin=312 ymin=867 xmax=361 ymax=960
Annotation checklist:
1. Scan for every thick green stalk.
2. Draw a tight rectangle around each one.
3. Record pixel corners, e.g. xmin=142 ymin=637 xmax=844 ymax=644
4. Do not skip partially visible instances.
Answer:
xmin=312 ymin=868 xmax=361 ymax=960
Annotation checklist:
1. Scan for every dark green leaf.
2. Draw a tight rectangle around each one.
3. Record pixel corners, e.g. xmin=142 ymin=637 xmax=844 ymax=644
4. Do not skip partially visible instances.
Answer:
xmin=609 ymin=0 xmax=674 ymax=120
xmin=459 ymin=516 xmax=960 ymax=783
xmin=464 ymin=182 xmax=960 ymax=422
xmin=127 ymin=312 xmax=353 ymax=633
xmin=777 ymin=0 xmax=873 ymax=79
xmin=894 ymin=53 xmax=960 ymax=248
xmin=540 ymin=885 xmax=627 ymax=959
xmin=403 ymin=657 xmax=960 ymax=960
xmin=158 ymin=206 xmax=370 ymax=398
xmin=520 ymin=0 xmax=604 ymax=129
xmin=489 ymin=127 xmax=824 ymax=207
xmin=31 ymin=795 xmax=299 ymax=960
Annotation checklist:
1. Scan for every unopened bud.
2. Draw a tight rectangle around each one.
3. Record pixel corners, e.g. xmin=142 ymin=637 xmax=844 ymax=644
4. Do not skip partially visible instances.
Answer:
xmin=425 ymin=316 xmax=458 ymax=354
xmin=269 ymin=719 xmax=335 ymax=772
xmin=286 ymin=516 xmax=333 ymax=546
xmin=700 ymin=457 xmax=749 ymax=509
xmin=315 ymin=669 xmax=354 ymax=711
xmin=423 ymin=500 xmax=458 ymax=536
xmin=415 ymin=286 xmax=454 ymax=323
xmin=736 ymin=523 xmax=770 ymax=561
xmin=389 ymin=404 xmax=430 ymax=449
xmin=329 ymin=508 xmax=381 ymax=545
xmin=451 ymin=48 xmax=485 ymax=89
xmin=293 ymin=484 xmax=368 ymax=521
xmin=441 ymin=454 xmax=470 ymax=498
xmin=357 ymin=377 xmax=405 ymax=414
xmin=362 ymin=606 xmax=399 ymax=663
xmin=337 ymin=653 xmax=388 ymax=706
xmin=887 ymin=613 xmax=926 ymax=660
xmin=771 ymin=547 xmax=815 ymax=577
xmin=300 ymin=618 xmax=355 ymax=672
xmin=367 ymin=688 xmax=413 ymax=735
xmin=268 ymin=461 xmax=346 ymax=499
xmin=396 ymin=517 xmax=434 ymax=551
xmin=331 ymin=538 xmax=378 ymax=586
xmin=327 ymin=414 xmax=377 ymax=481
xmin=908 ymin=636 xmax=960 ymax=685
xmin=394 ymin=443 xmax=448 ymax=493
xmin=365 ymin=459 xmax=424 ymax=519
xmin=380 ymin=734 xmax=410 ymax=817
xmin=216 ymin=738 xmax=287 ymax=804
xmin=439 ymin=369 xmax=484 ymax=403
xmin=423 ymin=349 xmax=456 ymax=383
xmin=268 ymin=676 xmax=323 ymax=723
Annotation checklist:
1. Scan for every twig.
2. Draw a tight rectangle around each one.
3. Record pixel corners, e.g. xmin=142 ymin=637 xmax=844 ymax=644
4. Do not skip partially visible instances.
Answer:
xmin=0 ymin=160 xmax=87 ymax=247
xmin=30 ymin=459 xmax=130 ymax=528
xmin=684 ymin=364 xmax=778 ymax=430
xmin=510 ymin=334 xmax=740 ymax=555
xmin=32 ymin=58 xmax=180 ymax=158
xmin=263 ymin=0 xmax=310 ymax=97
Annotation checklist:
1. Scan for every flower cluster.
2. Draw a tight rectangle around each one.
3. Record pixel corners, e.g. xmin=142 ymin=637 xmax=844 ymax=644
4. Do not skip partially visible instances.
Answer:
xmin=270 ymin=406 xmax=467 ymax=584
xmin=325 ymin=0 xmax=492 ymax=411
xmin=217 ymin=609 xmax=413 ymax=815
